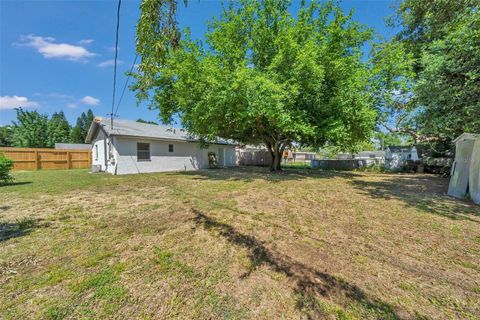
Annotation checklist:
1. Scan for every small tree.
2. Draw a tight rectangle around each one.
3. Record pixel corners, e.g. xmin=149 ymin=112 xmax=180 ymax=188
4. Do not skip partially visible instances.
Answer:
xmin=135 ymin=0 xmax=377 ymax=171
xmin=0 ymin=126 xmax=14 ymax=147
xmin=0 ymin=153 xmax=13 ymax=185
xmin=47 ymin=111 xmax=71 ymax=147
xmin=70 ymin=109 xmax=94 ymax=143
xmin=12 ymin=108 xmax=49 ymax=148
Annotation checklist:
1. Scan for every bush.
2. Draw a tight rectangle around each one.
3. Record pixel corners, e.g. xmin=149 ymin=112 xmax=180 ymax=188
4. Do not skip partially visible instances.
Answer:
xmin=0 ymin=153 xmax=14 ymax=184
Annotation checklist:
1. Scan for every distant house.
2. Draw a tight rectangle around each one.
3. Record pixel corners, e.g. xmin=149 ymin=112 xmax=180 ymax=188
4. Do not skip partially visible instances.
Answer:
xmin=448 ymin=133 xmax=480 ymax=204
xmin=385 ymin=145 xmax=421 ymax=170
xmin=354 ymin=151 xmax=385 ymax=160
xmin=293 ymin=151 xmax=317 ymax=162
xmin=85 ymin=118 xmax=237 ymax=175
xmin=54 ymin=143 xmax=91 ymax=150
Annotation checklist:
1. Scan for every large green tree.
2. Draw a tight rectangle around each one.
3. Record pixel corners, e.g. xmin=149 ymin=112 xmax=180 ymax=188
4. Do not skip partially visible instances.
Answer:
xmin=46 ymin=111 xmax=71 ymax=147
xmin=12 ymin=108 xmax=49 ymax=148
xmin=135 ymin=0 xmax=377 ymax=170
xmin=376 ymin=0 xmax=480 ymax=148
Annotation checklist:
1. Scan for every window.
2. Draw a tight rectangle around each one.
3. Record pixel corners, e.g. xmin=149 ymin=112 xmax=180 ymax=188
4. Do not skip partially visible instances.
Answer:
xmin=94 ymin=145 xmax=98 ymax=161
xmin=168 ymin=144 xmax=174 ymax=152
xmin=137 ymin=143 xmax=150 ymax=161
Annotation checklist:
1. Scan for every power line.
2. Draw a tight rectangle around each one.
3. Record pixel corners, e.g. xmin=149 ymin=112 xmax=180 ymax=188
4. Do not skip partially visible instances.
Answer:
xmin=110 ymin=0 xmax=122 ymax=128
xmin=113 ymin=53 xmax=138 ymax=118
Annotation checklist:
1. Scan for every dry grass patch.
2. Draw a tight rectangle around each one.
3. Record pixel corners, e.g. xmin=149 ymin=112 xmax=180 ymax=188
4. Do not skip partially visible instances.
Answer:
xmin=1 ymin=168 xmax=479 ymax=319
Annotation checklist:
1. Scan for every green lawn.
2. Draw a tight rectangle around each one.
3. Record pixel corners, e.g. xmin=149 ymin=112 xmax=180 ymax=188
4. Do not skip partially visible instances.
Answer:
xmin=1 ymin=168 xmax=479 ymax=319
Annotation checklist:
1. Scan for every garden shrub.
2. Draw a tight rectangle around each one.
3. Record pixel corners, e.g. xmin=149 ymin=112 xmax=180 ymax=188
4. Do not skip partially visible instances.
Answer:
xmin=0 ymin=153 xmax=14 ymax=184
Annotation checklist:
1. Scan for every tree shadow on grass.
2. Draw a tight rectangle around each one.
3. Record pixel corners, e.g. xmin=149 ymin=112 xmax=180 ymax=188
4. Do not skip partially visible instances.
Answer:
xmin=192 ymin=209 xmax=405 ymax=319
xmin=169 ymin=166 xmax=354 ymax=183
xmin=0 ymin=218 xmax=47 ymax=242
xmin=349 ymin=174 xmax=480 ymax=223
xmin=0 ymin=181 xmax=32 ymax=187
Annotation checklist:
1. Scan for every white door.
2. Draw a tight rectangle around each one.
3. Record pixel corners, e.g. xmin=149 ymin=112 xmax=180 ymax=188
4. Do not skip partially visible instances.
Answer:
xmin=218 ymin=147 xmax=225 ymax=166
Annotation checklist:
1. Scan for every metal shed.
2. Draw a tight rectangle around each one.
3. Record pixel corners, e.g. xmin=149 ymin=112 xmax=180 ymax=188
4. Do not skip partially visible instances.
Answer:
xmin=448 ymin=133 xmax=480 ymax=204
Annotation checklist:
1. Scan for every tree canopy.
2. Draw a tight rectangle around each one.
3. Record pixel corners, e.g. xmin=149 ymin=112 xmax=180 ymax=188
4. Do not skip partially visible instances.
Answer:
xmin=12 ymin=108 xmax=49 ymax=148
xmin=70 ymin=109 xmax=94 ymax=144
xmin=47 ymin=111 xmax=71 ymax=147
xmin=135 ymin=0 xmax=377 ymax=170
xmin=374 ymin=0 xmax=480 ymax=149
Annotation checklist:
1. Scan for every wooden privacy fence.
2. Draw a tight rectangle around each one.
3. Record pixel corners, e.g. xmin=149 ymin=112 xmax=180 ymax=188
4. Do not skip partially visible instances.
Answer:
xmin=0 ymin=147 xmax=91 ymax=170
xmin=237 ymin=149 xmax=272 ymax=166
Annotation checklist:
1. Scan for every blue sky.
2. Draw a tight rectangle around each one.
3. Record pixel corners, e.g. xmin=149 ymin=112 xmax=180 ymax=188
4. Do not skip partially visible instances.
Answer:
xmin=0 ymin=0 xmax=398 ymax=126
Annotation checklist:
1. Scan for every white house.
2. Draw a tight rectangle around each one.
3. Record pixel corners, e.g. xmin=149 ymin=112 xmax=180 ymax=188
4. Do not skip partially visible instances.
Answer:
xmin=85 ymin=118 xmax=237 ymax=175
xmin=385 ymin=145 xmax=421 ymax=170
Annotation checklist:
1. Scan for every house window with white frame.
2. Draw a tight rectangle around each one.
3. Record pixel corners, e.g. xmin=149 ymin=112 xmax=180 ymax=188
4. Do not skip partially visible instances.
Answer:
xmin=137 ymin=142 xmax=150 ymax=161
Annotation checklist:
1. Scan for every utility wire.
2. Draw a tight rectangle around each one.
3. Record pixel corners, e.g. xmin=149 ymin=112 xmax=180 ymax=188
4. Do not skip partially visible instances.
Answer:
xmin=114 ymin=53 xmax=138 ymax=118
xmin=110 ymin=0 xmax=122 ymax=128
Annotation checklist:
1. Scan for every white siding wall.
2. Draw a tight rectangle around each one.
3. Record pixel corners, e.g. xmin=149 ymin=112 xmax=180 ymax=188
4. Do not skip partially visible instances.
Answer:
xmin=112 ymin=137 xmax=236 ymax=175
xmin=91 ymin=130 xmax=107 ymax=171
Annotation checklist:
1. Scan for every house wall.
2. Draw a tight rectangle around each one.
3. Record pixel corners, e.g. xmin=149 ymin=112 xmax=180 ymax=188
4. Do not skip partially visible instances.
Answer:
xmin=91 ymin=129 xmax=107 ymax=171
xmin=111 ymin=137 xmax=236 ymax=175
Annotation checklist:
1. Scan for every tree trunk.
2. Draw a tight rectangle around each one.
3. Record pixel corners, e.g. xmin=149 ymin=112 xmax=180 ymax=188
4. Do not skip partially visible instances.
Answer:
xmin=266 ymin=141 xmax=283 ymax=172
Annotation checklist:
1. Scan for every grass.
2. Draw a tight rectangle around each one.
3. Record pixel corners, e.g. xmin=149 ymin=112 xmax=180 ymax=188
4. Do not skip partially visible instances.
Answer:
xmin=1 ymin=167 xmax=479 ymax=319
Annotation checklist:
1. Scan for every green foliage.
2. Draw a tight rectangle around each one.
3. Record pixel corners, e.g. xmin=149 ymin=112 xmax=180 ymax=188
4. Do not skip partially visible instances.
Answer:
xmin=370 ymin=41 xmax=418 ymax=140
xmin=135 ymin=0 xmax=377 ymax=170
xmin=47 ymin=111 xmax=71 ymax=147
xmin=377 ymin=0 xmax=480 ymax=149
xmin=373 ymin=132 xmax=404 ymax=150
xmin=12 ymin=108 xmax=49 ymax=148
xmin=415 ymin=11 xmax=480 ymax=141
xmin=0 ymin=153 xmax=14 ymax=184
xmin=0 ymin=126 xmax=14 ymax=147
xmin=70 ymin=109 xmax=94 ymax=143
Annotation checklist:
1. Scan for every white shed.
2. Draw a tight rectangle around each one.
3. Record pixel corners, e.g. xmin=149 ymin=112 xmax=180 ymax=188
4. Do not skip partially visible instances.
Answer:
xmin=85 ymin=118 xmax=237 ymax=175
xmin=448 ymin=133 xmax=480 ymax=204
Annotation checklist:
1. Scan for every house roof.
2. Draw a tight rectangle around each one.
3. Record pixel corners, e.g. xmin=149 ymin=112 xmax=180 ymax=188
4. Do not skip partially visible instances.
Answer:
xmin=85 ymin=118 xmax=236 ymax=145
xmin=355 ymin=151 xmax=385 ymax=158
xmin=54 ymin=143 xmax=91 ymax=150
xmin=386 ymin=145 xmax=413 ymax=153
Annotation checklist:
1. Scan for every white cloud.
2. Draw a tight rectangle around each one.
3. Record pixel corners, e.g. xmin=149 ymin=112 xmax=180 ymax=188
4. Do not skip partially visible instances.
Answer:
xmin=67 ymin=103 xmax=78 ymax=109
xmin=97 ymin=59 xmax=123 ymax=68
xmin=16 ymin=35 xmax=95 ymax=61
xmin=34 ymin=92 xmax=73 ymax=99
xmin=79 ymin=39 xmax=94 ymax=45
xmin=80 ymin=96 xmax=100 ymax=106
xmin=0 ymin=95 xmax=39 ymax=110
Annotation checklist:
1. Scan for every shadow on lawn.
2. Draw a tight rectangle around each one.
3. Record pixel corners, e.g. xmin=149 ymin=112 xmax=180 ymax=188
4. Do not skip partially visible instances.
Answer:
xmin=0 ymin=181 xmax=32 ymax=187
xmin=192 ymin=209 xmax=405 ymax=319
xmin=350 ymin=174 xmax=480 ymax=223
xmin=0 ymin=218 xmax=47 ymax=242
xmin=171 ymin=166 xmax=354 ymax=183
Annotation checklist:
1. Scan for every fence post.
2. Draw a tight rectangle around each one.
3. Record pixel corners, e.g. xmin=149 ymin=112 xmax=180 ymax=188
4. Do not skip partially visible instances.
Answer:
xmin=34 ymin=150 xmax=39 ymax=170
xmin=67 ymin=151 xmax=71 ymax=169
